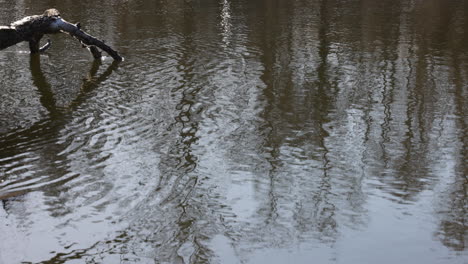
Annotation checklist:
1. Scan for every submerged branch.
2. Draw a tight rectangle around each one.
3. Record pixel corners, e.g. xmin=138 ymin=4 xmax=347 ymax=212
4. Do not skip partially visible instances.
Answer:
xmin=52 ymin=18 xmax=122 ymax=61
xmin=0 ymin=9 xmax=123 ymax=61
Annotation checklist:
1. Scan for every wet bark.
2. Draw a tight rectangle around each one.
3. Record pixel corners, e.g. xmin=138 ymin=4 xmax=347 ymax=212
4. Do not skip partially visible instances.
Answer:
xmin=0 ymin=9 xmax=123 ymax=61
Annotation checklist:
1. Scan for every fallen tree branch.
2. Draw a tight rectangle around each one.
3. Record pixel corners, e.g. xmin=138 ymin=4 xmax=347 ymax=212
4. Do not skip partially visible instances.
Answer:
xmin=0 ymin=9 xmax=123 ymax=61
xmin=53 ymin=18 xmax=123 ymax=61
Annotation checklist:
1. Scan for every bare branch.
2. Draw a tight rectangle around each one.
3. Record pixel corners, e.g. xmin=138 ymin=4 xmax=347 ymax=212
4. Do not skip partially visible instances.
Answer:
xmin=39 ymin=39 xmax=52 ymax=52
xmin=53 ymin=18 xmax=123 ymax=61
xmin=0 ymin=9 xmax=123 ymax=61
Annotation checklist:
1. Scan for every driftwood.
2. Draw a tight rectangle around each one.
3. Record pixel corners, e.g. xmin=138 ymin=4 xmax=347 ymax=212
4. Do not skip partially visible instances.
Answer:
xmin=0 ymin=9 xmax=123 ymax=61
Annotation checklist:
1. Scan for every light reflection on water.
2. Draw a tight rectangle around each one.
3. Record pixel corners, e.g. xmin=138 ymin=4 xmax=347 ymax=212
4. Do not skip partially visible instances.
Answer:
xmin=0 ymin=0 xmax=466 ymax=263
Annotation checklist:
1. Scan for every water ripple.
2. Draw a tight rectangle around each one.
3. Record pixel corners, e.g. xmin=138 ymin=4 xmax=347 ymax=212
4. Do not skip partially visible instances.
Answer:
xmin=0 ymin=1 xmax=467 ymax=263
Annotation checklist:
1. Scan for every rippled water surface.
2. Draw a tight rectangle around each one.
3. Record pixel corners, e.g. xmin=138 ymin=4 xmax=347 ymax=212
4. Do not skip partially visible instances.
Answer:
xmin=0 ymin=0 xmax=467 ymax=263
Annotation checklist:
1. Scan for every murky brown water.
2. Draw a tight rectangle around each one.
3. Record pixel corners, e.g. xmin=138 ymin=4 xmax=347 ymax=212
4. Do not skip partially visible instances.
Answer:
xmin=0 ymin=0 xmax=467 ymax=263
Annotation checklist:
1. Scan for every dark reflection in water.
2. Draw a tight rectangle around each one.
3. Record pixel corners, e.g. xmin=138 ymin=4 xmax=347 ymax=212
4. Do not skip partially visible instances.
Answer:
xmin=0 ymin=0 xmax=467 ymax=263
xmin=0 ymin=55 xmax=118 ymax=197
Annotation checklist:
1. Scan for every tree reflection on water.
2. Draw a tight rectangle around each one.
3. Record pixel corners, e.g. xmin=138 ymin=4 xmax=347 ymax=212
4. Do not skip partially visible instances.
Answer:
xmin=0 ymin=0 xmax=466 ymax=263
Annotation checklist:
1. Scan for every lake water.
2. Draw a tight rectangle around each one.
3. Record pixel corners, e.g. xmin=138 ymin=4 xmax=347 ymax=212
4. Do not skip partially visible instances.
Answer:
xmin=0 ymin=0 xmax=466 ymax=263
